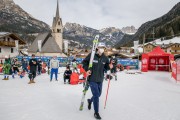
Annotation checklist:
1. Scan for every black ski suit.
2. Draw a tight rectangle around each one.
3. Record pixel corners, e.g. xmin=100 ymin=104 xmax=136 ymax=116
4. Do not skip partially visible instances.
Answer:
xmin=110 ymin=58 xmax=117 ymax=73
xmin=82 ymin=53 xmax=110 ymax=113
xmin=29 ymin=58 xmax=37 ymax=80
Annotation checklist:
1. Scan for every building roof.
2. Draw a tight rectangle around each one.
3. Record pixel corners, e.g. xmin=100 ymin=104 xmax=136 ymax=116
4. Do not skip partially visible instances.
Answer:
xmin=0 ymin=32 xmax=26 ymax=44
xmin=41 ymin=37 xmax=62 ymax=53
xmin=52 ymin=0 xmax=62 ymax=28
xmin=28 ymin=33 xmax=50 ymax=52
xmin=28 ymin=33 xmax=63 ymax=53
xmin=165 ymin=43 xmax=180 ymax=49
xmin=146 ymin=37 xmax=180 ymax=46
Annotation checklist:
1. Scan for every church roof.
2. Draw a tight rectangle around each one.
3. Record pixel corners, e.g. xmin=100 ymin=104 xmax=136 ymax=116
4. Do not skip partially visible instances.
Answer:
xmin=28 ymin=33 xmax=62 ymax=53
xmin=28 ymin=33 xmax=50 ymax=52
xmin=56 ymin=0 xmax=60 ymax=19
xmin=41 ymin=37 xmax=62 ymax=53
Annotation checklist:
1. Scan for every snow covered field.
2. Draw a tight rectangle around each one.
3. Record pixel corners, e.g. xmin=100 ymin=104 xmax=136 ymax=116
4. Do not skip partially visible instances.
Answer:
xmin=0 ymin=68 xmax=180 ymax=120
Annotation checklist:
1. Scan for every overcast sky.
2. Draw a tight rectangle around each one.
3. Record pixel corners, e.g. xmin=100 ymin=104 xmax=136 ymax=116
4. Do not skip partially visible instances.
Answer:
xmin=13 ymin=0 xmax=179 ymax=29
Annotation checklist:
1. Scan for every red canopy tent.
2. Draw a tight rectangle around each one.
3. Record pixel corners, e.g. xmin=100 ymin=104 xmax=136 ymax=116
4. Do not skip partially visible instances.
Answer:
xmin=141 ymin=46 xmax=174 ymax=72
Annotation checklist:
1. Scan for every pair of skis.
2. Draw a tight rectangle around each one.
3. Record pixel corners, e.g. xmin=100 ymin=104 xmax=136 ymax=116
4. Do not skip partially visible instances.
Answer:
xmin=79 ymin=35 xmax=99 ymax=111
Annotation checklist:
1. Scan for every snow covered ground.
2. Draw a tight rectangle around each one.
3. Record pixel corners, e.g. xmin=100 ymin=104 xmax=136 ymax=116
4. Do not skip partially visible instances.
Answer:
xmin=0 ymin=68 xmax=180 ymax=120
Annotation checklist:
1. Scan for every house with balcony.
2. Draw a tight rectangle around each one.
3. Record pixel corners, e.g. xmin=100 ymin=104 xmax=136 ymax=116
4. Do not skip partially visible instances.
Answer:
xmin=0 ymin=32 xmax=26 ymax=58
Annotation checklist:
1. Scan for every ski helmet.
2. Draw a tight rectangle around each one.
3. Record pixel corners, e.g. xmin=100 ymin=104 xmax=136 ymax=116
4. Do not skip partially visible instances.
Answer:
xmin=97 ymin=42 xmax=106 ymax=48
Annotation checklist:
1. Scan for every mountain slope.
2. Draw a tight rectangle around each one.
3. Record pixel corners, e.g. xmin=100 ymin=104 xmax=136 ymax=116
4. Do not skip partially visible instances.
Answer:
xmin=115 ymin=2 xmax=180 ymax=48
xmin=0 ymin=0 xmax=50 ymax=34
xmin=63 ymin=22 xmax=124 ymax=48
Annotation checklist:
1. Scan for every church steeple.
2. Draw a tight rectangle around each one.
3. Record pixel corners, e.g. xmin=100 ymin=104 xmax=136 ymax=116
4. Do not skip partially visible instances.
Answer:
xmin=52 ymin=0 xmax=63 ymax=52
xmin=56 ymin=0 xmax=60 ymax=18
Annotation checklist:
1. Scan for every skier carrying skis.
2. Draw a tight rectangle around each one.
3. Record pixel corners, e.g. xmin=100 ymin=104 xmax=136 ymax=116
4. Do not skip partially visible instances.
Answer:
xmin=82 ymin=42 xmax=113 ymax=119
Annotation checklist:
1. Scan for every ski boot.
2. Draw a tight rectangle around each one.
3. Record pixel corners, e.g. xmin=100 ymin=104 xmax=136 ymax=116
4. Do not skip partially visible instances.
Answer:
xmin=87 ymin=99 xmax=92 ymax=110
xmin=94 ymin=113 xmax=101 ymax=120
xmin=28 ymin=80 xmax=32 ymax=84
xmin=2 ymin=76 xmax=6 ymax=80
xmin=31 ymin=80 xmax=35 ymax=83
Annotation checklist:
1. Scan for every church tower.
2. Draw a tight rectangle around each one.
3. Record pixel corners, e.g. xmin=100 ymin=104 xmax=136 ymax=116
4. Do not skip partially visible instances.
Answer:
xmin=52 ymin=0 xmax=63 ymax=51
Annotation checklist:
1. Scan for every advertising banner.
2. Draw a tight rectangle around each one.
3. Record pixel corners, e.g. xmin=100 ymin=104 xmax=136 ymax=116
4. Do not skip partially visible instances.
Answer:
xmin=177 ymin=60 xmax=180 ymax=81
xmin=141 ymin=54 xmax=149 ymax=72
xmin=171 ymin=62 xmax=177 ymax=81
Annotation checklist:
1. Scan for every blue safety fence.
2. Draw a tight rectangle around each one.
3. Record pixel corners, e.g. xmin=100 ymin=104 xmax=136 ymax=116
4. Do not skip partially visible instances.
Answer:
xmin=16 ymin=56 xmax=139 ymax=69
xmin=117 ymin=59 xmax=139 ymax=69
xmin=16 ymin=56 xmax=84 ymax=67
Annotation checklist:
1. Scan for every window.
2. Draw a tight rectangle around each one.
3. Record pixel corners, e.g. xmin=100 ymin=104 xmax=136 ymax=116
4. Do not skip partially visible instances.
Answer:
xmin=0 ymin=48 xmax=1 ymax=53
xmin=58 ymin=22 xmax=60 ymax=25
xmin=11 ymin=48 xmax=13 ymax=53
xmin=57 ymin=29 xmax=61 ymax=33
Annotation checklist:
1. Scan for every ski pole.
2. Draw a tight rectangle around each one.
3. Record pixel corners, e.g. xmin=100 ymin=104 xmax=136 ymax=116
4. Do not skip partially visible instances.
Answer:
xmin=104 ymin=73 xmax=111 ymax=109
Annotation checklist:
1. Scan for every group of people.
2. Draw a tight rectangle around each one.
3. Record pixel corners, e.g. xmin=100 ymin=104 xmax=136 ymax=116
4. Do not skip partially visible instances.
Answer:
xmin=1 ymin=54 xmax=43 ymax=82
xmin=1 ymin=41 xmax=120 ymax=119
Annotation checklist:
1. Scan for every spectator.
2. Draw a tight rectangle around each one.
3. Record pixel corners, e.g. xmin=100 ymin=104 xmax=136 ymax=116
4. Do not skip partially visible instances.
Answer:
xmin=22 ymin=58 xmax=28 ymax=73
xmin=63 ymin=66 xmax=72 ymax=84
xmin=37 ymin=59 xmax=42 ymax=75
xmin=28 ymin=54 xmax=37 ymax=84
xmin=2 ymin=56 xmax=11 ymax=80
xmin=50 ymin=56 xmax=59 ymax=81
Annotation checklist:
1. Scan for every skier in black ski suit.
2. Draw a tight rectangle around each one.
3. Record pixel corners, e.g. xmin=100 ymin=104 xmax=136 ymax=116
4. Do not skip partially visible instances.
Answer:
xmin=110 ymin=55 xmax=118 ymax=80
xmin=82 ymin=42 xmax=113 ymax=120
xmin=28 ymin=54 xmax=37 ymax=84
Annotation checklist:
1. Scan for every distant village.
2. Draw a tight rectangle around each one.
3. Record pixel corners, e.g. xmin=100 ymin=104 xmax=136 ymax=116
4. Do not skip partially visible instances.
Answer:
xmin=0 ymin=1 xmax=180 ymax=60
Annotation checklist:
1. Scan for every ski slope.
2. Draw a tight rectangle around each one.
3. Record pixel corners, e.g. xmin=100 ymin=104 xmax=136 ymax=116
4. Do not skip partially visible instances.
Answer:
xmin=0 ymin=68 xmax=180 ymax=120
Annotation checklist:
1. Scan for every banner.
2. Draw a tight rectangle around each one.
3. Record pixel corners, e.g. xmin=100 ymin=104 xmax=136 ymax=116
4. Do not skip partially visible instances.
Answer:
xmin=38 ymin=40 xmax=42 ymax=52
xmin=172 ymin=62 xmax=177 ymax=81
xmin=177 ymin=60 xmax=180 ymax=81
xmin=117 ymin=59 xmax=139 ymax=69
xmin=15 ymin=40 xmax=19 ymax=51
xmin=141 ymin=54 xmax=149 ymax=72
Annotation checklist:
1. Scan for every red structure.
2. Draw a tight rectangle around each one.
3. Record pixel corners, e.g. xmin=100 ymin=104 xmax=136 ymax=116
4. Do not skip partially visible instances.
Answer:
xmin=141 ymin=46 xmax=174 ymax=72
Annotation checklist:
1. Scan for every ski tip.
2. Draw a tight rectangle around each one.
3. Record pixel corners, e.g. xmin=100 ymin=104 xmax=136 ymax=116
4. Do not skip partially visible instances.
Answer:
xmin=95 ymin=35 xmax=99 ymax=40
xmin=79 ymin=106 xmax=83 ymax=111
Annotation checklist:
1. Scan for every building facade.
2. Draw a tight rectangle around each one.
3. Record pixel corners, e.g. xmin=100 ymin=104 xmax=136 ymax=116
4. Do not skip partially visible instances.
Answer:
xmin=143 ymin=43 xmax=156 ymax=53
xmin=165 ymin=43 xmax=180 ymax=54
xmin=0 ymin=32 xmax=26 ymax=58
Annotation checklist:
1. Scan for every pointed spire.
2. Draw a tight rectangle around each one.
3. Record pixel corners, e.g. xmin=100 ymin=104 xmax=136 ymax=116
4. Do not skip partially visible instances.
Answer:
xmin=56 ymin=0 xmax=60 ymax=18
